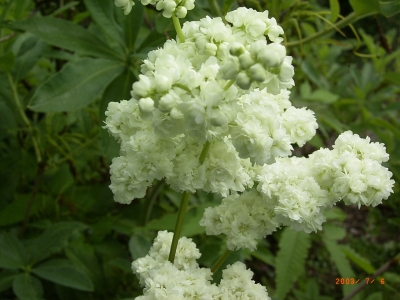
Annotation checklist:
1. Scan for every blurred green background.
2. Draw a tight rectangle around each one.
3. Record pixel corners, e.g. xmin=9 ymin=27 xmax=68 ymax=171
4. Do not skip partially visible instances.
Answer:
xmin=0 ymin=0 xmax=399 ymax=299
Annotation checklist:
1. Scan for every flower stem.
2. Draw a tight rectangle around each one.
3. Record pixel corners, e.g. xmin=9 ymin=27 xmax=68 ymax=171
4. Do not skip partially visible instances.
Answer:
xmin=172 ymin=15 xmax=185 ymax=43
xmin=168 ymin=191 xmax=191 ymax=263
xmin=223 ymin=79 xmax=235 ymax=91
xmin=199 ymin=140 xmax=211 ymax=164
xmin=7 ymin=72 xmax=42 ymax=162
xmin=285 ymin=12 xmax=372 ymax=48
xmin=168 ymin=141 xmax=212 ymax=263
xmin=211 ymin=249 xmax=232 ymax=273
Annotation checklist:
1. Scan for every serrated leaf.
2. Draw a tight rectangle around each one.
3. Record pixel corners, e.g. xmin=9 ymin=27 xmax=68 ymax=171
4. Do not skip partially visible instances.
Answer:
xmin=275 ymin=228 xmax=311 ymax=299
xmin=8 ymin=17 xmax=123 ymax=59
xmin=27 ymin=221 xmax=87 ymax=265
xmin=323 ymin=238 xmax=358 ymax=298
xmin=33 ymin=258 xmax=94 ymax=292
xmin=350 ymin=0 xmax=381 ymax=15
xmin=340 ymin=245 xmax=375 ymax=274
xmin=322 ymin=223 xmax=347 ymax=240
xmin=28 ymin=58 xmax=124 ymax=112
xmin=0 ymin=233 xmax=28 ymax=269
xmin=12 ymin=273 xmax=43 ymax=300
xmin=0 ymin=194 xmax=42 ymax=227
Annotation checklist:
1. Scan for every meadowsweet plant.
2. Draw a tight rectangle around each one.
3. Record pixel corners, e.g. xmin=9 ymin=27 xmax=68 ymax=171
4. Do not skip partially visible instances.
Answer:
xmin=105 ymin=1 xmax=395 ymax=298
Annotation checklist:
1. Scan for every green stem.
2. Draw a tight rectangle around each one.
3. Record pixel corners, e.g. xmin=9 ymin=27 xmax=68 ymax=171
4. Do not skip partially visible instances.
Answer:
xmin=7 ymin=73 xmax=42 ymax=162
xmin=172 ymin=15 xmax=185 ymax=43
xmin=223 ymin=79 xmax=235 ymax=91
xmin=168 ymin=141 xmax=212 ymax=263
xmin=285 ymin=12 xmax=373 ymax=48
xmin=168 ymin=191 xmax=191 ymax=263
xmin=199 ymin=140 xmax=211 ymax=164
xmin=211 ymin=249 xmax=232 ymax=273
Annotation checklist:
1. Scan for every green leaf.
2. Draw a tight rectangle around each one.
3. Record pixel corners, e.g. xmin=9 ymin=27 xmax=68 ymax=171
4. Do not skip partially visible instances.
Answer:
xmin=275 ymin=228 xmax=311 ymax=300
xmin=83 ymin=0 xmax=124 ymax=48
xmin=33 ymin=259 xmax=94 ymax=292
xmin=116 ymin=2 xmax=144 ymax=50
xmin=0 ymin=233 xmax=28 ymax=269
xmin=129 ymin=235 xmax=151 ymax=260
xmin=0 ymin=194 xmax=41 ymax=227
xmin=329 ymin=0 xmax=340 ymax=22
xmin=12 ymin=273 xmax=43 ymax=300
xmin=350 ymin=0 xmax=381 ymax=15
xmin=28 ymin=58 xmax=124 ymax=112
xmin=251 ymin=248 xmax=275 ymax=267
xmin=27 ymin=221 xmax=87 ymax=265
xmin=306 ymin=89 xmax=340 ymax=104
xmin=323 ymin=237 xmax=358 ymax=298
xmin=0 ymin=270 xmax=18 ymax=293
xmin=322 ymin=223 xmax=347 ymax=241
xmin=340 ymin=245 xmax=375 ymax=274
xmin=65 ymin=239 xmax=106 ymax=293
xmin=0 ymin=52 xmax=15 ymax=72
xmin=9 ymin=17 xmax=123 ymax=59
xmin=13 ymin=35 xmax=47 ymax=81
xmin=379 ymin=0 xmax=400 ymax=17
xmin=383 ymin=72 xmax=400 ymax=86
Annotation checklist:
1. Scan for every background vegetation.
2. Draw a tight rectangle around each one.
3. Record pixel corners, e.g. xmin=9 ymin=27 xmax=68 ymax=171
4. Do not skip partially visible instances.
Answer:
xmin=0 ymin=0 xmax=399 ymax=299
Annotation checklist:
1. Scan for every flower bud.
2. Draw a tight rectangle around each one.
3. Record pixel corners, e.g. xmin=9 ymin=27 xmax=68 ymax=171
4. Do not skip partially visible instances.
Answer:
xmin=210 ymin=109 xmax=227 ymax=127
xmin=238 ymin=53 xmax=255 ymax=70
xmin=138 ymin=97 xmax=154 ymax=114
xmin=229 ymin=42 xmax=245 ymax=56
xmin=258 ymin=43 xmax=286 ymax=68
xmin=154 ymin=74 xmax=171 ymax=92
xmin=205 ymin=43 xmax=218 ymax=56
xmin=279 ymin=59 xmax=294 ymax=82
xmin=219 ymin=60 xmax=239 ymax=80
xmin=249 ymin=63 xmax=267 ymax=82
xmin=114 ymin=0 xmax=134 ymax=15
xmin=158 ymin=94 xmax=176 ymax=112
xmin=175 ymin=6 xmax=187 ymax=18
xmin=236 ymin=72 xmax=251 ymax=90
xmin=132 ymin=74 xmax=151 ymax=97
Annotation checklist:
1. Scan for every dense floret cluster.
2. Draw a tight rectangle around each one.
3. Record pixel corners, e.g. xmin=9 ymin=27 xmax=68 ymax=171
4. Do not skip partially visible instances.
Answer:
xmin=132 ymin=231 xmax=271 ymax=299
xmin=105 ymin=7 xmax=319 ymax=204
xmin=115 ymin=0 xmax=195 ymax=17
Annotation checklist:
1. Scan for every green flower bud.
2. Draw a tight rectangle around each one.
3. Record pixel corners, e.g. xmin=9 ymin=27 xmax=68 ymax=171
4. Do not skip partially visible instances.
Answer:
xmin=236 ymin=72 xmax=251 ymax=90
xmin=249 ymin=63 xmax=267 ymax=82
xmin=229 ymin=42 xmax=245 ymax=56
xmin=238 ymin=53 xmax=255 ymax=70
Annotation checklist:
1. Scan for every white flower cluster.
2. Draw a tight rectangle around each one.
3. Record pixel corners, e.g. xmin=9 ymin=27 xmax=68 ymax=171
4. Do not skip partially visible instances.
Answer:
xmin=200 ymin=189 xmax=278 ymax=251
xmin=105 ymin=8 xmax=320 ymax=203
xmin=115 ymin=0 xmax=195 ymax=18
xmin=132 ymin=231 xmax=271 ymax=299
xmin=201 ymin=131 xmax=394 ymax=250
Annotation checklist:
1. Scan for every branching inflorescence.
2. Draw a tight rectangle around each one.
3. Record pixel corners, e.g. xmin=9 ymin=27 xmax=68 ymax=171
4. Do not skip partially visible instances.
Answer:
xmin=105 ymin=1 xmax=394 ymax=298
